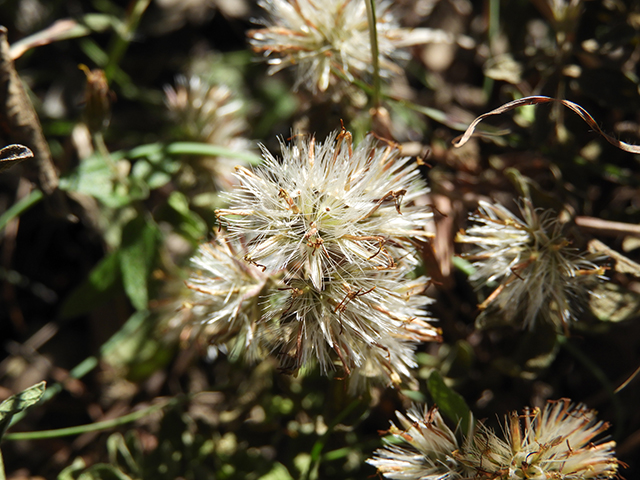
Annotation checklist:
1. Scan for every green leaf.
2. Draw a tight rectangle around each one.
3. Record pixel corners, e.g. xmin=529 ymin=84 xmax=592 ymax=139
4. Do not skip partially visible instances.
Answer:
xmin=60 ymin=251 xmax=121 ymax=319
xmin=427 ymin=371 xmax=472 ymax=436
xmin=400 ymin=390 xmax=426 ymax=403
xmin=0 ymin=189 xmax=43 ymax=232
xmin=259 ymin=462 xmax=294 ymax=480
xmin=0 ymin=382 xmax=46 ymax=440
xmin=119 ymin=216 xmax=161 ymax=311
xmin=58 ymin=457 xmax=88 ymax=480
xmin=127 ymin=142 xmax=262 ymax=165
xmin=59 ymin=154 xmax=129 ymax=208
xmin=166 ymin=191 xmax=207 ymax=243
xmin=590 ymin=282 xmax=640 ymax=323
xmin=101 ymin=311 xmax=174 ymax=381
xmin=451 ymin=256 xmax=476 ymax=276
xmin=130 ymin=157 xmax=175 ymax=190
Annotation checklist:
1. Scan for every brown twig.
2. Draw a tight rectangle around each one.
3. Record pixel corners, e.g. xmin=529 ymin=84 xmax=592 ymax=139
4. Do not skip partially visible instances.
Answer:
xmin=0 ymin=26 xmax=71 ymax=218
xmin=575 ymin=216 xmax=640 ymax=238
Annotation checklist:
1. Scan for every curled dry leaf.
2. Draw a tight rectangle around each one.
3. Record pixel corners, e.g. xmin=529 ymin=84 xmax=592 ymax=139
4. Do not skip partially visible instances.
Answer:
xmin=452 ymin=95 xmax=640 ymax=154
xmin=0 ymin=144 xmax=34 ymax=173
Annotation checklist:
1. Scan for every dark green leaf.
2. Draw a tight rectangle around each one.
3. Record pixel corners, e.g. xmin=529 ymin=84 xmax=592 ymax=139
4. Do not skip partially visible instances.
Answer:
xmin=0 ymin=189 xmax=43 ymax=232
xmin=101 ymin=310 xmax=174 ymax=381
xmin=427 ymin=371 xmax=472 ymax=436
xmin=60 ymin=251 xmax=121 ymax=319
xmin=166 ymin=191 xmax=207 ymax=243
xmin=119 ymin=216 xmax=160 ymax=311
xmin=59 ymin=154 xmax=128 ymax=208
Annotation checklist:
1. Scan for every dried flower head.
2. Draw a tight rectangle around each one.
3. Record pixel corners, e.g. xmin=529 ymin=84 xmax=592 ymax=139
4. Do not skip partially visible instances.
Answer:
xmin=368 ymin=400 xmax=619 ymax=480
xmin=164 ymin=75 xmax=250 ymax=191
xmin=248 ymin=0 xmax=406 ymax=93
xmin=457 ymin=199 xmax=605 ymax=332
xmin=466 ymin=399 xmax=618 ymax=480
xmin=207 ymin=128 xmax=440 ymax=387
xmin=368 ymin=404 xmax=472 ymax=479
xmin=248 ymin=0 xmax=475 ymax=94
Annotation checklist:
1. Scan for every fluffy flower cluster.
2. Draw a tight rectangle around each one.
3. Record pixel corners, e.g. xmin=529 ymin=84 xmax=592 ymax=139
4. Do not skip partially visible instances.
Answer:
xmin=369 ymin=399 xmax=619 ymax=480
xmin=248 ymin=0 xmax=473 ymax=94
xmin=248 ymin=0 xmax=404 ymax=93
xmin=457 ymin=199 xmax=605 ymax=332
xmin=164 ymin=75 xmax=250 ymax=191
xmin=179 ymin=128 xmax=440 ymax=389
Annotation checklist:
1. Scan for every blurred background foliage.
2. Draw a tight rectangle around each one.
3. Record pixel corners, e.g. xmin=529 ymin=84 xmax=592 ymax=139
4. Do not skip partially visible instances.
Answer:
xmin=0 ymin=0 xmax=639 ymax=478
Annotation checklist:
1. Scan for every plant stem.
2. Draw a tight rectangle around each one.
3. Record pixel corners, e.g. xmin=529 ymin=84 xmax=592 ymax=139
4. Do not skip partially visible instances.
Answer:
xmin=557 ymin=335 xmax=624 ymax=440
xmin=365 ymin=0 xmax=381 ymax=109
xmin=4 ymin=397 xmax=179 ymax=441
xmin=8 ymin=357 xmax=98 ymax=429
xmin=104 ymin=0 xmax=151 ymax=82
xmin=302 ymin=399 xmax=362 ymax=480
xmin=0 ymin=449 xmax=5 ymax=480
xmin=483 ymin=0 xmax=499 ymax=99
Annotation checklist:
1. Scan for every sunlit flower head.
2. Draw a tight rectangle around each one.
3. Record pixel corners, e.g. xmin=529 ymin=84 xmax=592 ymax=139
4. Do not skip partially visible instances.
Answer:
xmin=248 ymin=0 xmax=406 ymax=93
xmin=216 ymin=128 xmax=433 ymax=289
xmin=466 ymin=399 xmax=618 ymax=480
xmin=212 ymin=128 xmax=440 ymax=385
xmin=368 ymin=404 xmax=472 ymax=479
xmin=456 ymin=199 xmax=605 ymax=332
xmin=164 ymin=75 xmax=250 ymax=190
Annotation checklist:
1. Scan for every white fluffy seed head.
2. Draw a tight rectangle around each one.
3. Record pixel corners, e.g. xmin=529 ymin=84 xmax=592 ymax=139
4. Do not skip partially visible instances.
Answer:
xmin=164 ymin=75 xmax=250 ymax=191
xmin=217 ymin=129 xmax=432 ymax=290
xmin=248 ymin=0 xmax=406 ymax=93
xmin=204 ymin=129 xmax=440 ymax=388
xmin=180 ymin=234 xmax=273 ymax=361
xmin=457 ymin=199 xmax=606 ymax=331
